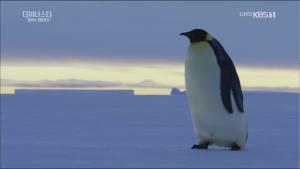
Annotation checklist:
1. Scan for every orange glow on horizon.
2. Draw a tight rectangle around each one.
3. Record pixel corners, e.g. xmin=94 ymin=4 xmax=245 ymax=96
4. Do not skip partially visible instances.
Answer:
xmin=1 ymin=62 xmax=299 ymax=95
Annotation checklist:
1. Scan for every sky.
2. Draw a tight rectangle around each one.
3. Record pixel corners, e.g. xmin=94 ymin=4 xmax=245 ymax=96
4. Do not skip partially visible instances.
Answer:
xmin=1 ymin=1 xmax=299 ymax=94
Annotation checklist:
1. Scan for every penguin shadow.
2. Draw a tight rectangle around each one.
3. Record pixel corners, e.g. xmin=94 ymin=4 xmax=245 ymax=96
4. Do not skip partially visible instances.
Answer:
xmin=190 ymin=145 xmax=248 ymax=152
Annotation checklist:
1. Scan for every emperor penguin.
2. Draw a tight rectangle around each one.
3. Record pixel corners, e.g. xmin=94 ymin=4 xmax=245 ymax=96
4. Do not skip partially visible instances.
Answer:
xmin=180 ymin=29 xmax=248 ymax=150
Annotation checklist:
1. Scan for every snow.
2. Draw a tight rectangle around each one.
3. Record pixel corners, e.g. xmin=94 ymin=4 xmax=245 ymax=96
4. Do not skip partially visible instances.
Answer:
xmin=0 ymin=91 xmax=298 ymax=168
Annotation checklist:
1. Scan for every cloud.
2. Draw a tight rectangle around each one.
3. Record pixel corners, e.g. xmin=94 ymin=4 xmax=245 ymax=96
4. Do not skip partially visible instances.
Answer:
xmin=127 ymin=80 xmax=170 ymax=89
xmin=244 ymin=87 xmax=300 ymax=93
xmin=1 ymin=79 xmax=171 ymax=89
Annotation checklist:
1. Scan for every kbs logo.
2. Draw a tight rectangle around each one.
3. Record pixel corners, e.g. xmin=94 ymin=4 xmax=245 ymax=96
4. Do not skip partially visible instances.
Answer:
xmin=239 ymin=11 xmax=276 ymax=19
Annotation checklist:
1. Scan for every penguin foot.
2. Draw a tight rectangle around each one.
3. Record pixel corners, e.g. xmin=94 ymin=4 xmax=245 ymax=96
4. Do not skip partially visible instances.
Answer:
xmin=191 ymin=142 xmax=209 ymax=149
xmin=230 ymin=143 xmax=241 ymax=151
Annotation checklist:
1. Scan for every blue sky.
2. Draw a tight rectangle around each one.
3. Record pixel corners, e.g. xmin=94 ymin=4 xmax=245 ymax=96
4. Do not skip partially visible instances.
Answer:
xmin=1 ymin=1 xmax=299 ymax=67
xmin=1 ymin=1 xmax=299 ymax=94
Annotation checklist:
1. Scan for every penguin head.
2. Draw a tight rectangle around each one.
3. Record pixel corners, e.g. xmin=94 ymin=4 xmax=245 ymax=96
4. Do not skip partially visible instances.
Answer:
xmin=180 ymin=29 xmax=212 ymax=43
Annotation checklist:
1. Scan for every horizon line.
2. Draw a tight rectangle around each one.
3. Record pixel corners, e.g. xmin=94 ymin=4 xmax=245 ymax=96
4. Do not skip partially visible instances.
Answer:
xmin=1 ymin=87 xmax=299 ymax=96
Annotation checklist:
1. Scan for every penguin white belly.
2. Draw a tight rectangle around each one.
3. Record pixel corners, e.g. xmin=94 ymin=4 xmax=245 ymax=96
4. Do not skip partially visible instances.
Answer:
xmin=185 ymin=42 xmax=247 ymax=148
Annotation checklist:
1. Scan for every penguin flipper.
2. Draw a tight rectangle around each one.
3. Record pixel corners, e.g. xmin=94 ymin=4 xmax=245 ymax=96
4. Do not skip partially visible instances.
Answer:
xmin=220 ymin=67 xmax=233 ymax=113
xmin=231 ymin=71 xmax=244 ymax=112
xmin=208 ymin=38 xmax=244 ymax=113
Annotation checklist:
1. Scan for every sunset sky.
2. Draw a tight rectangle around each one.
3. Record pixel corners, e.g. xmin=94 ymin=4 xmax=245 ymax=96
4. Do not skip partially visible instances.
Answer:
xmin=1 ymin=1 xmax=299 ymax=94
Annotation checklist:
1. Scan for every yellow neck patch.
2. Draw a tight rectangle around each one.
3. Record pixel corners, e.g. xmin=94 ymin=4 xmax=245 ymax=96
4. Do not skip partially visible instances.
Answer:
xmin=205 ymin=34 xmax=213 ymax=41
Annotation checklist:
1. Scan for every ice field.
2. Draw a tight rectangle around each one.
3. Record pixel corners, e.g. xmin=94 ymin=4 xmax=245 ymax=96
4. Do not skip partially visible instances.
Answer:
xmin=0 ymin=90 xmax=298 ymax=168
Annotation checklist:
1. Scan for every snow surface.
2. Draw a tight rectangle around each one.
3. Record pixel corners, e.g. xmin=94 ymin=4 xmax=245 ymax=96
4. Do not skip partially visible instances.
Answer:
xmin=0 ymin=91 xmax=299 ymax=168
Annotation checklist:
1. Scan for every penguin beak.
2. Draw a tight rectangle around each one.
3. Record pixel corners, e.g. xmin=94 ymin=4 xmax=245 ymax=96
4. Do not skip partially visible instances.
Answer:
xmin=180 ymin=32 xmax=188 ymax=36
